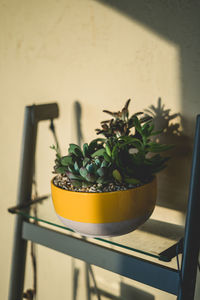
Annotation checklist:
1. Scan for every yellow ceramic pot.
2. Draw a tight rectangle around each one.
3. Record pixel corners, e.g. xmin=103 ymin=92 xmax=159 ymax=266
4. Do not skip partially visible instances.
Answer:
xmin=51 ymin=177 xmax=157 ymax=237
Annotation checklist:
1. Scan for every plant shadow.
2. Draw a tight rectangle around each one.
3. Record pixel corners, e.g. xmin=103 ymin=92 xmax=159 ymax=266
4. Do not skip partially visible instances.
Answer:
xmin=145 ymin=98 xmax=192 ymax=212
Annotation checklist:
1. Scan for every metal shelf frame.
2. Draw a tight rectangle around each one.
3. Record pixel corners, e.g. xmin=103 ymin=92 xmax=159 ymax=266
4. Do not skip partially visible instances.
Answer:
xmin=8 ymin=103 xmax=200 ymax=300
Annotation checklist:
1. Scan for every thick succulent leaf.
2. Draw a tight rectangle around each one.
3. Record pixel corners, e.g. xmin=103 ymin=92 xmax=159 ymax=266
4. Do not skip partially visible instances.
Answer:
xmin=105 ymin=143 xmax=112 ymax=157
xmin=70 ymin=180 xmax=82 ymax=188
xmin=103 ymin=152 xmax=111 ymax=162
xmin=83 ymin=143 xmax=89 ymax=157
xmin=74 ymin=161 xmax=80 ymax=173
xmin=88 ymin=138 xmax=105 ymax=153
xmin=79 ymin=167 xmax=88 ymax=178
xmin=66 ymin=171 xmax=82 ymax=180
xmin=97 ymin=167 xmax=106 ymax=177
xmin=61 ymin=155 xmax=73 ymax=166
xmin=83 ymin=157 xmax=90 ymax=167
xmin=111 ymin=145 xmax=118 ymax=160
xmin=112 ymin=169 xmax=122 ymax=182
xmin=94 ymin=158 xmax=101 ymax=166
xmin=68 ymin=144 xmax=83 ymax=158
xmin=91 ymin=148 xmax=105 ymax=158
xmin=68 ymin=166 xmax=75 ymax=173
xmin=74 ymin=148 xmax=84 ymax=158
xmin=86 ymin=163 xmax=96 ymax=173
xmin=85 ymin=173 xmax=96 ymax=182
xmin=82 ymin=182 xmax=93 ymax=188
xmin=96 ymin=177 xmax=107 ymax=184
xmin=55 ymin=166 xmax=67 ymax=174
xmin=101 ymin=160 xmax=108 ymax=168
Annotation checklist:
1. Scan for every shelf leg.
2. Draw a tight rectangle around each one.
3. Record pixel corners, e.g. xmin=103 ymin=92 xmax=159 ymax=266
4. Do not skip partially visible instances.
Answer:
xmin=178 ymin=115 xmax=200 ymax=300
xmin=8 ymin=103 xmax=59 ymax=300
xmin=8 ymin=106 xmax=37 ymax=300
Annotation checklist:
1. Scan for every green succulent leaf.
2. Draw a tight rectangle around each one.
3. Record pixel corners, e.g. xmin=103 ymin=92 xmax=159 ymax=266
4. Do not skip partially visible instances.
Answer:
xmin=96 ymin=177 xmax=106 ymax=184
xmin=68 ymin=144 xmax=83 ymax=158
xmin=101 ymin=160 xmax=108 ymax=168
xmin=83 ymin=157 xmax=90 ymax=167
xmin=112 ymin=169 xmax=122 ymax=182
xmin=68 ymin=166 xmax=75 ymax=173
xmin=70 ymin=180 xmax=82 ymax=187
xmin=94 ymin=158 xmax=101 ymax=166
xmin=66 ymin=171 xmax=82 ymax=180
xmin=103 ymin=151 xmax=111 ymax=162
xmin=55 ymin=166 xmax=67 ymax=174
xmin=79 ymin=167 xmax=88 ymax=178
xmin=91 ymin=148 xmax=105 ymax=158
xmin=85 ymin=173 xmax=96 ymax=182
xmin=82 ymin=182 xmax=93 ymax=188
xmin=86 ymin=163 xmax=96 ymax=173
xmin=105 ymin=143 xmax=112 ymax=157
xmin=97 ymin=167 xmax=106 ymax=177
xmin=88 ymin=138 xmax=105 ymax=154
xmin=83 ymin=143 xmax=89 ymax=157
xmin=74 ymin=161 xmax=80 ymax=173
xmin=61 ymin=155 xmax=73 ymax=166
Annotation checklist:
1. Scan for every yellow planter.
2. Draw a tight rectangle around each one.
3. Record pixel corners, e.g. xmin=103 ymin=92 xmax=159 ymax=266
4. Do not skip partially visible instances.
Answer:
xmin=51 ymin=177 xmax=157 ymax=237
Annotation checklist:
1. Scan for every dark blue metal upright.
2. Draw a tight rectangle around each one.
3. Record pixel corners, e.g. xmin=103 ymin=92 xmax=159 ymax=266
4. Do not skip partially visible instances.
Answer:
xmin=8 ymin=103 xmax=59 ymax=300
xmin=178 ymin=115 xmax=200 ymax=300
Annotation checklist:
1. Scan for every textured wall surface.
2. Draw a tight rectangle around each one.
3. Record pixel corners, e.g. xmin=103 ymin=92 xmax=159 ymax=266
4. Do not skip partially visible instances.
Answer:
xmin=1 ymin=0 xmax=200 ymax=299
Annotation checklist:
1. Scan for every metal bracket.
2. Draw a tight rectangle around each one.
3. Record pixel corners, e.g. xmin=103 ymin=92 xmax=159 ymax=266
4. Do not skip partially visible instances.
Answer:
xmin=8 ymin=195 xmax=49 ymax=214
xmin=159 ymin=238 xmax=183 ymax=262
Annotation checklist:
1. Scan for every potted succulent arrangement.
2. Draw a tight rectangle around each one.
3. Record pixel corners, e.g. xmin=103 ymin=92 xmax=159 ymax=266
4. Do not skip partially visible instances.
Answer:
xmin=51 ymin=100 xmax=172 ymax=237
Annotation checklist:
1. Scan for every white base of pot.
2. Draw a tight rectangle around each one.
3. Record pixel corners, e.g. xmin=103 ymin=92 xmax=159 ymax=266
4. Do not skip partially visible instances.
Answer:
xmin=56 ymin=210 xmax=153 ymax=237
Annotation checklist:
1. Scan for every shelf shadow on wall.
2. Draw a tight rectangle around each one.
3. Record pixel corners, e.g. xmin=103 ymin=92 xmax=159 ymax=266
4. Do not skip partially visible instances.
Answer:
xmin=89 ymin=282 xmax=154 ymax=299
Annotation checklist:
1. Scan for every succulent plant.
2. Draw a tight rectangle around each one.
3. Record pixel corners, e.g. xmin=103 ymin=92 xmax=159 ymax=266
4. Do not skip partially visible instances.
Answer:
xmin=51 ymin=139 xmax=114 ymax=187
xmin=52 ymin=99 xmax=173 ymax=190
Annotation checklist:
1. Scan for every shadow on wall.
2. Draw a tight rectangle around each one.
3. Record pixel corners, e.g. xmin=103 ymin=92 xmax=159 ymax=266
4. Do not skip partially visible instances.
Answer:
xmin=88 ymin=281 xmax=155 ymax=299
xmin=120 ymin=282 xmax=154 ymax=300
xmin=94 ymin=0 xmax=200 ymax=212
xmin=73 ymin=101 xmax=84 ymax=147
xmin=145 ymin=98 xmax=192 ymax=212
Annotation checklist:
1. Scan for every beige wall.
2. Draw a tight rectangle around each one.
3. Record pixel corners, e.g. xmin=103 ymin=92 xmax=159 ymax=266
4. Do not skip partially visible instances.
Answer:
xmin=1 ymin=0 xmax=200 ymax=299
